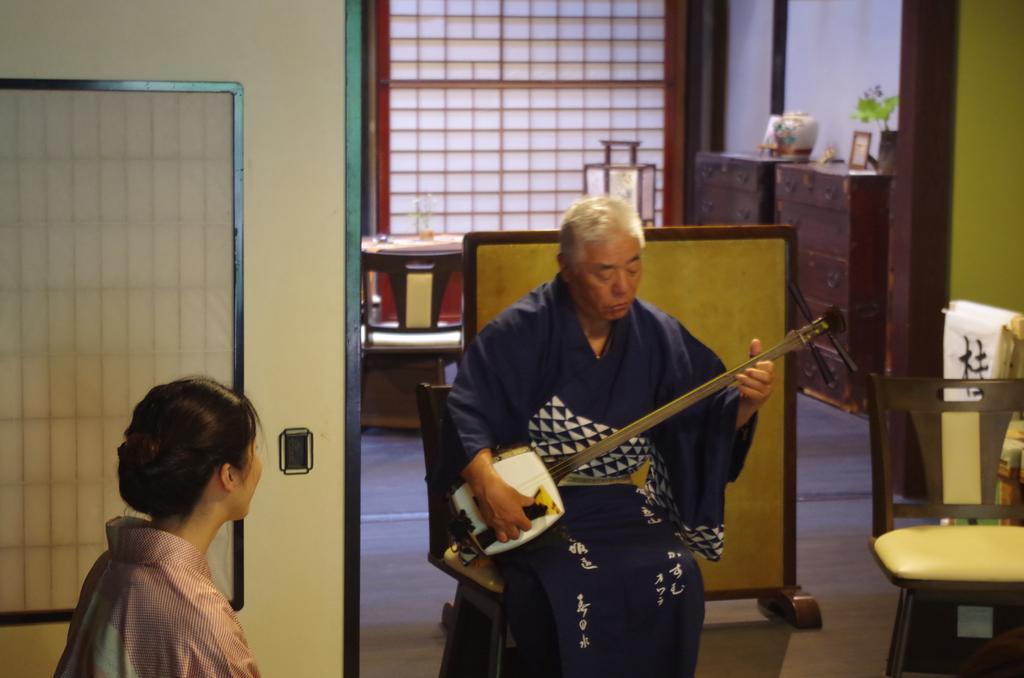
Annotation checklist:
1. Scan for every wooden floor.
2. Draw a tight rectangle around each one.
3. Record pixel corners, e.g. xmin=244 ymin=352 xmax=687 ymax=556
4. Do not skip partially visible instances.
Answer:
xmin=358 ymin=395 xmax=942 ymax=677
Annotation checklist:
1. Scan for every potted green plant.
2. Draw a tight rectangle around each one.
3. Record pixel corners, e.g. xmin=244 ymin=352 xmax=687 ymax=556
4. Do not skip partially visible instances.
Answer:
xmin=851 ymin=85 xmax=899 ymax=174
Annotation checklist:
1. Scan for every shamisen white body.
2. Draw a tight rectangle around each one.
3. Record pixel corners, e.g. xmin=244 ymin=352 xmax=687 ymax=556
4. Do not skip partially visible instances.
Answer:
xmin=449 ymin=448 xmax=564 ymax=555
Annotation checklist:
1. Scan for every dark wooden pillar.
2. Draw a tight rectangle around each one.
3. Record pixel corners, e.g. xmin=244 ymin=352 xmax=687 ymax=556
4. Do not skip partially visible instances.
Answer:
xmin=662 ymin=0 xmax=688 ymax=225
xmin=680 ymin=0 xmax=728 ymax=223
xmin=886 ymin=0 xmax=958 ymax=495
xmin=770 ymin=0 xmax=787 ymax=115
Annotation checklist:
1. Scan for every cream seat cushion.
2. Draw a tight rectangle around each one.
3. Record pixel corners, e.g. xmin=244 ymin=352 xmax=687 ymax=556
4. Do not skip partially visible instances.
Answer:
xmin=365 ymin=329 xmax=461 ymax=348
xmin=874 ymin=525 xmax=1024 ymax=582
xmin=443 ymin=545 xmax=505 ymax=593
xmin=361 ymin=325 xmax=461 ymax=348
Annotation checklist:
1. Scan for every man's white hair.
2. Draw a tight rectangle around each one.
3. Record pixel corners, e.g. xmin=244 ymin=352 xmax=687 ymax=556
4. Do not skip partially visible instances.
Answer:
xmin=559 ymin=195 xmax=646 ymax=266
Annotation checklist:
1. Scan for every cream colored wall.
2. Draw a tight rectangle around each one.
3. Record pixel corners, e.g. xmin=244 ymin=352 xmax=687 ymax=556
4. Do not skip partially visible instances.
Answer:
xmin=723 ymin=0 xmax=773 ymax=153
xmin=0 ymin=2 xmax=346 ymax=676
xmin=784 ymin=0 xmax=901 ymax=160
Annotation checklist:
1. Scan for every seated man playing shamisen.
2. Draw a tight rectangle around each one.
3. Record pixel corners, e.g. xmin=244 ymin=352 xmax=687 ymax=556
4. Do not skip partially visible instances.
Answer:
xmin=432 ymin=195 xmax=776 ymax=678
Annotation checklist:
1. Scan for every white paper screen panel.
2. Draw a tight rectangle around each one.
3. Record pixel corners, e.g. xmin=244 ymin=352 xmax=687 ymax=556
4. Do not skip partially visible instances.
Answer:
xmin=387 ymin=0 xmax=666 ymax=233
xmin=0 ymin=86 xmax=239 ymax=619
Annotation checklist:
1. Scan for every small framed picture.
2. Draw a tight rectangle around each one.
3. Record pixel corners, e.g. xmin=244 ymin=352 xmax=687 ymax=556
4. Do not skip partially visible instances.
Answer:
xmin=849 ymin=131 xmax=872 ymax=170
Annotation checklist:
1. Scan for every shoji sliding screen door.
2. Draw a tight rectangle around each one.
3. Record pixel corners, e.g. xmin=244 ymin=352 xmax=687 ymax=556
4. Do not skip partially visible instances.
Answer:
xmin=0 ymin=80 xmax=244 ymax=623
xmin=379 ymin=0 xmax=668 ymax=234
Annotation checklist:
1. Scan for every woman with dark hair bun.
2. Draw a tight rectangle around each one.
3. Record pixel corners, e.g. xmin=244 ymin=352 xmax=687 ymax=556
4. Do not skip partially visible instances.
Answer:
xmin=56 ymin=377 xmax=263 ymax=678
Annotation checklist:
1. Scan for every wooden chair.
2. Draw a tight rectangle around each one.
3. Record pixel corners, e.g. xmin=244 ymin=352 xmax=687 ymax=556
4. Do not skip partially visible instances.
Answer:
xmin=415 ymin=382 xmax=509 ymax=678
xmin=361 ymin=251 xmax=462 ymax=428
xmin=867 ymin=375 xmax=1024 ymax=677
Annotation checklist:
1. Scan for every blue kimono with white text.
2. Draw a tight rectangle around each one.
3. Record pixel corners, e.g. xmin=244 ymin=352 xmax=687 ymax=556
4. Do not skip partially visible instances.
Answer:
xmin=436 ymin=275 xmax=755 ymax=678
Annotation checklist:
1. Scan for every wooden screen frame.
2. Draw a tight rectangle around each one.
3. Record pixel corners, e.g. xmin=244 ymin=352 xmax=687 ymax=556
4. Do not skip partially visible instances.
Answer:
xmin=0 ymin=79 xmax=246 ymax=625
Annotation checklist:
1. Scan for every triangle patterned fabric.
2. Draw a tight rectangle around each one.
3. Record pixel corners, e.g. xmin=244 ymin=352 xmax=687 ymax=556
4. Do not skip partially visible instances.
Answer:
xmin=528 ymin=396 xmax=725 ymax=560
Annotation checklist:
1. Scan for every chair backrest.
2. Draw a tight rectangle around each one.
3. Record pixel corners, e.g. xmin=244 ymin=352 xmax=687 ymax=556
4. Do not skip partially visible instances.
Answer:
xmin=868 ymin=374 xmax=1024 ymax=536
xmin=362 ymin=250 xmax=462 ymax=334
xmin=416 ymin=382 xmax=455 ymax=561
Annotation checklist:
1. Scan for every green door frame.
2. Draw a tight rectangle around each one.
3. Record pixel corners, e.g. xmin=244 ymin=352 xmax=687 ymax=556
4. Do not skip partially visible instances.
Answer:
xmin=343 ymin=0 xmax=365 ymax=675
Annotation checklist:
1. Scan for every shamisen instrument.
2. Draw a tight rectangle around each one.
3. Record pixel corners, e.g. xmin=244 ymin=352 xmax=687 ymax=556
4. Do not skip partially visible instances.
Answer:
xmin=449 ymin=307 xmax=846 ymax=556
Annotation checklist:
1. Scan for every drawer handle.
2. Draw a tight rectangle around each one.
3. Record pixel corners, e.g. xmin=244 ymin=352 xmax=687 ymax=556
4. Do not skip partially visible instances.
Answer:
xmin=855 ymin=302 xmax=882 ymax=319
xmin=823 ymin=186 xmax=836 ymax=201
xmin=736 ymin=207 xmax=751 ymax=220
xmin=826 ymin=271 xmax=842 ymax=289
xmin=699 ymin=166 xmax=714 ymax=180
xmin=735 ymin=173 xmax=749 ymax=185
xmin=782 ymin=180 xmax=796 ymax=193
xmin=700 ymin=199 xmax=714 ymax=214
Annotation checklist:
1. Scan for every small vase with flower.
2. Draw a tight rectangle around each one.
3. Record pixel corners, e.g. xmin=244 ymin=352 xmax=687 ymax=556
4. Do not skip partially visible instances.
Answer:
xmin=851 ymin=85 xmax=899 ymax=174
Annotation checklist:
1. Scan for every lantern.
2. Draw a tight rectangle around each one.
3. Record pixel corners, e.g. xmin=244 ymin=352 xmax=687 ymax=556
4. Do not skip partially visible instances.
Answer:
xmin=584 ymin=140 xmax=657 ymax=226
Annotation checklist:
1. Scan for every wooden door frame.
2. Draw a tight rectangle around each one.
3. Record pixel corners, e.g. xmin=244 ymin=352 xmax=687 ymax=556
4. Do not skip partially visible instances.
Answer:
xmin=886 ymin=0 xmax=958 ymax=494
xmin=343 ymin=0 xmax=960 ymax=673
xmin=343 ymin=0 xmax=367 ymax=674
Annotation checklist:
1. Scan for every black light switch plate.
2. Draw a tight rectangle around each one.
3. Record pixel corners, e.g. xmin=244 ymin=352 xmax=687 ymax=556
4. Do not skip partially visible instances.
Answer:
xmin=278 ymin=428 xmax=313 ymax=474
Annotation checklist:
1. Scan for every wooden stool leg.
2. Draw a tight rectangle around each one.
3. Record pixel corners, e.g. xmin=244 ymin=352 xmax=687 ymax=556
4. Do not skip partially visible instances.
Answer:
xmin=885 ymin=590 xmax=903 ymax=676
xmin=438 ymin=589 xmax=466 ymax=678
xmin=890 ymin=589 xmax=914 ymax=678
xmin=441 ymin=584 xmax=503 ymax=678
xmin=434 ymin=356 xmax=446 ymax=386
xmin=487 ymin=603 xmax=505 ymax=678
xmin=440 ymin=601 xmax=455 ymax=630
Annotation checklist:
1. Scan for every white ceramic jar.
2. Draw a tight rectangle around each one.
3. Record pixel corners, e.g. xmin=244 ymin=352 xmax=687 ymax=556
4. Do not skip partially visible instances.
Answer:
xmin=762 ymin=111 xmax=818 ymax=158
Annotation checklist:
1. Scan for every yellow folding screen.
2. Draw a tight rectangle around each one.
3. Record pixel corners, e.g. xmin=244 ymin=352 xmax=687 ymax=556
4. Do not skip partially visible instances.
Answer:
xmin=462 ymin=225 xmax=819 ymax=626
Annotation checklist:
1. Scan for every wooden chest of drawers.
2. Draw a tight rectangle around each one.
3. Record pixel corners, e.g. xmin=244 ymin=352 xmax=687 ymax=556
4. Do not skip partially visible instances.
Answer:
xmin=775 ymin=163 xmax=892 ymax=412
xmin=694 ymin=152 xmax=796 ymax=224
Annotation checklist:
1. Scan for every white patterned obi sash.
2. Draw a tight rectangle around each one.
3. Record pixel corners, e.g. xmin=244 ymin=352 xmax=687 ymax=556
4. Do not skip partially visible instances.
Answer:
xmin=528 ymin=396 xmax=652 ymax=481
xmin=527 ymin=395 xmax=726 ymax=561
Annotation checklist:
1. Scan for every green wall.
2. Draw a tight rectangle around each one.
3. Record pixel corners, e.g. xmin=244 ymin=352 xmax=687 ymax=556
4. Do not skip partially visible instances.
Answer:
xmin=950 ymin=0 xmax=1024 ymax=312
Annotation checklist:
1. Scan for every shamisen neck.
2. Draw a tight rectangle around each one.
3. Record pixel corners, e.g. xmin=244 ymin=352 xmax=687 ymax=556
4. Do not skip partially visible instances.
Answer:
xmin=545 ymin=320 xmax=830 ymax=484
